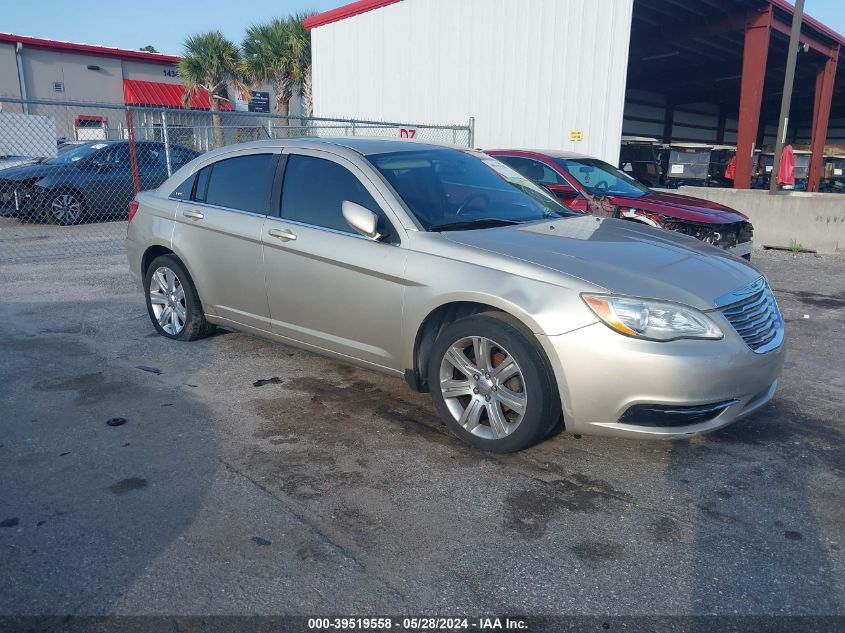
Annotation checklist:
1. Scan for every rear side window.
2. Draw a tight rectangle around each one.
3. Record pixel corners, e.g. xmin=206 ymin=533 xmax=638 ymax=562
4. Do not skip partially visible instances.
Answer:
xmin=170 ymin=173 xmax=195 ymax=200
xmin=280 ymin=154 xmax=381 ymax=234
xmin=201 ymin=154 xmax=276 ymax=214
xmin=498 ymin=156 xmax=564 ymax=185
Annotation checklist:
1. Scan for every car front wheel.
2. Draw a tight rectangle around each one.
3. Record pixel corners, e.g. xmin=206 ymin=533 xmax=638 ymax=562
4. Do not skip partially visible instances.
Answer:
xmin=428 ymin=312 xmax=561 ymax=452
xmin=49 ymin=190 xmax=85 ymax=225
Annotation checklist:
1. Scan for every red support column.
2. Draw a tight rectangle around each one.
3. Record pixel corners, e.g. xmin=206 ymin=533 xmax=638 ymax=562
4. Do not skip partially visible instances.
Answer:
xmin=734 ymin=8 xmax=772 ymax=189
xmin=125 ymin=106 xmax=141 ymax=195
xmin=807 ymin=46 xmax=839 ymax=192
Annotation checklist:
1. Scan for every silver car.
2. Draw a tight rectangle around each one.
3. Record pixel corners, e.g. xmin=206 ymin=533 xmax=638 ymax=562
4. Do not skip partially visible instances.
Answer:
xmin=126 ymin=138 xmax=785 ymax=452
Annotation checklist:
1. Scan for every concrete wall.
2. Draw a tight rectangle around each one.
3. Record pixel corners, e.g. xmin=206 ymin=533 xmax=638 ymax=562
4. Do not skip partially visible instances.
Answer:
xmin=676 ymin=186 xmax=845 ymax=254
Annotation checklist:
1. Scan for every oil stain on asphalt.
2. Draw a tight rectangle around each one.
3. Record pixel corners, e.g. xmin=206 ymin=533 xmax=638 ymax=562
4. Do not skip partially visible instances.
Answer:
xmin=108 ymin=477 xmax=148 ymax=495
xmin=33 ymin=372 xmax=133 ymax=406
xmin=502 ymin=475 xmax=633 ymax=538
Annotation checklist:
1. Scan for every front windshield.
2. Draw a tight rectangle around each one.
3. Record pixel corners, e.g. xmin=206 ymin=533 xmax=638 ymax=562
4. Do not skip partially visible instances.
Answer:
xmin=554 ymin=157 xmax=651 ymax=197
xmin=44 ymin=143 xmax=106 ymax=165
xmin=368 ymin=149 xmax=571 ymax=230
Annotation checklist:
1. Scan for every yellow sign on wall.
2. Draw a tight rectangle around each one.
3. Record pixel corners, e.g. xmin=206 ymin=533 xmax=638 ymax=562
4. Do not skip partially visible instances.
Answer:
xmin=569 ymin=130 xmax=584 ymax=141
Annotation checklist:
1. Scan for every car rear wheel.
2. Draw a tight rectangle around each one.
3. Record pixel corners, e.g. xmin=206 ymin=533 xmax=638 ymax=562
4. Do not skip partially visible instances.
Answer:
xmin=427 ymin=312 xmax=561 ymax=452
xmin=144 ymin=254 xmax=216 ymax=341
xmin=49 ymin=190 xmax=85 ymax=225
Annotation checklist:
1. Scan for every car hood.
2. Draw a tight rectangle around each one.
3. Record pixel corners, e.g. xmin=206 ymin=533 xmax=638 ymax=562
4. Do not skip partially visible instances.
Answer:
xmin=0 ymin=163 xmax=71 ymax=182
xmin=610 ymin=191 xmax=748 ymax=224
xmin=441 ymin=216 xmax=760 ymax=310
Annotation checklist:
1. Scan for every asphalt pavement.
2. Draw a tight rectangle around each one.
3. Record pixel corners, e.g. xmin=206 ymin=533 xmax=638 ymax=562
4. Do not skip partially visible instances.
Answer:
xmin=0 ymin=242 xmax=843 ymax=617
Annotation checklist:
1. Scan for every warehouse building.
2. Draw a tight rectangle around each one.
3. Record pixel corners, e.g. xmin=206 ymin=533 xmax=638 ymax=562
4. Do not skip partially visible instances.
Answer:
xmin=305 ymin=0 xmax=845 ymax=191
xmin=0 ymin=33 xmax=292 ymax=146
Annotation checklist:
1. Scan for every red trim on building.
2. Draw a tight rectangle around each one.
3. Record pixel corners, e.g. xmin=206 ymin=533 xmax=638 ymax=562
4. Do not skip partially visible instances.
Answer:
xmin=0 ymin=33 xmax=179 ymax=64
xmin=123 ymin=79 xmax=232 ymax=111
xmin=768 ymin=0 xmax=845 ymax=49
xmin=303 ymin=0 xmax=402 ymax=29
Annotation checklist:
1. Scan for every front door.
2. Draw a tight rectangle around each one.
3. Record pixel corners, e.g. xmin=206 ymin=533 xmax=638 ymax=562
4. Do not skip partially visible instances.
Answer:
xmin=262 ymin=150 xmax=407 ymax=371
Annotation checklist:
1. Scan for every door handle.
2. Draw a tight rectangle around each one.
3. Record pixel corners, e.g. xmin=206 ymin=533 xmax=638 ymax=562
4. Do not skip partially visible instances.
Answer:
xmin=182 ymin=210 xmax=204 ymax=220
xmin=268 ymin=228 xmax=297 ymax=241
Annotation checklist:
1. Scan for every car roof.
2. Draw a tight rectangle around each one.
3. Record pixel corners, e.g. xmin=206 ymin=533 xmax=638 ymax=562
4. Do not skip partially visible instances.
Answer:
xmin=486 ymin=149 xmax=594 ymax=160
xmin=198 ymin=137 xmax=466 ymax=158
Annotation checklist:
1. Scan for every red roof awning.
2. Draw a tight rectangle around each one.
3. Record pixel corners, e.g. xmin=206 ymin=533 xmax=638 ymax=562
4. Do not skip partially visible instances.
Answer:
xmin=122 ymin=80 xmax=233 ymax=111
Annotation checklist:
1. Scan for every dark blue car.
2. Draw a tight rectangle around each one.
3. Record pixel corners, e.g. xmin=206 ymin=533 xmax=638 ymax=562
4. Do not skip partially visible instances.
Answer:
xmin=0 ymin=140 xmax=199 ymax=224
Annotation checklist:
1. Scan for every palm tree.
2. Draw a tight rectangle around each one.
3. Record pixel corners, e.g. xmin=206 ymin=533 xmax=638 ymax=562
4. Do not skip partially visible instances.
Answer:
xmin=288 ymin=13 xmax=314 ymax=118
xmin=242 ymin=15 xmax=314 ymax=129
xmin=178 ymin=31 xmax=244 ymax=148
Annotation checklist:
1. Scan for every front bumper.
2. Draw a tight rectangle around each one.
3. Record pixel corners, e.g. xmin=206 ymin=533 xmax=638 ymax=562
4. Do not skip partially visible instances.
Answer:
xmin=541 ymin=319 xmax=786 ymax=438
xmin=0 ymin=187 xmax=45 ymax=218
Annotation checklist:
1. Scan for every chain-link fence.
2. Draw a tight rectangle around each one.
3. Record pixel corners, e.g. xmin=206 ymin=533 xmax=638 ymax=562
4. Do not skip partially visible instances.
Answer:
xmin=0 ymin=97 xmax=474 ymax=263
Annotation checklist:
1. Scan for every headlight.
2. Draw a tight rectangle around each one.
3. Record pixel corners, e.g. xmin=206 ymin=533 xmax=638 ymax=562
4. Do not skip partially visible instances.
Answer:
xmin=582 ymin=294 xmax=723 ymax=341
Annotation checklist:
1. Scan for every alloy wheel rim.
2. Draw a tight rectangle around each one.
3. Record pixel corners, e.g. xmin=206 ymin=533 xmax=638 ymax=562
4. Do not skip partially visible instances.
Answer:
xmin=51 ymin=194 xmax=81 ymax=223
xmin=149 ymin=266 xmax=187 ymax=335
xmin=439 ymin=335 xmax=527 ymax=440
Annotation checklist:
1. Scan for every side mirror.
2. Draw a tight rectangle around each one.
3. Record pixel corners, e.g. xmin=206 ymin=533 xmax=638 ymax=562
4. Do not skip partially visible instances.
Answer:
xmin=342 ymin=200 xmax=382 ymax=241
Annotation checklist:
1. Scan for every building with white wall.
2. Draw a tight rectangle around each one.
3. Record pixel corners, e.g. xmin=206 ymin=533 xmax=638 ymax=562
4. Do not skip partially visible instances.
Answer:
xmin=306 ymin=0 xmax=633 ymax=164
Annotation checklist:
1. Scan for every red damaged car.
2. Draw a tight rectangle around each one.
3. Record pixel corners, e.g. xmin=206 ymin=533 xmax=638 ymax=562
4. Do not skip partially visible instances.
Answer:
xmin=487 ymin=149 xmax=753 ymax=259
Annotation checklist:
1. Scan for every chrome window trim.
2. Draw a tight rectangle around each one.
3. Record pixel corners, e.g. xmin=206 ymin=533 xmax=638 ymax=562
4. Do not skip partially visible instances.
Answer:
xmin=178 ymin=199 xmax=268 ymax=219
xmin=268 ymin=217 xmax=370 ymax=241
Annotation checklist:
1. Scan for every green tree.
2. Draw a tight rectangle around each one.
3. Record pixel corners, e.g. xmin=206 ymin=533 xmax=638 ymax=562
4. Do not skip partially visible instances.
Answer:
xmin=242 ymin=15 xmax=314 ymax=127
xmin=139 ymin=45 xmax=159 ymax=53
xmin=288 ymin=13 xmax=314 ymax=117
xmin=178 ymin=31 xmax=245 ymax=148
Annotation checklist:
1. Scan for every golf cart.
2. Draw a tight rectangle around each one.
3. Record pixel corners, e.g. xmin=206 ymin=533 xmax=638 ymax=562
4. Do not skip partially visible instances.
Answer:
xmin=619 ymin=136 xmax=662 ymax=187
xmin=661 ymin=142 xmax=713 ymax=188
xmin=708 ymin=145 xmax=737 ymax=187
xmin=820 ymin=155 xmax=845 ymax=193
xmin=792 ymin=149 xmax=812 ymax=191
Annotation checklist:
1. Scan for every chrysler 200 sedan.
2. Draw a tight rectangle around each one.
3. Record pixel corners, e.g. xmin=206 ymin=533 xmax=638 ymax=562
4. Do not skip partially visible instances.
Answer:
xmin=126 ymin=138 xmax=785 ymax=453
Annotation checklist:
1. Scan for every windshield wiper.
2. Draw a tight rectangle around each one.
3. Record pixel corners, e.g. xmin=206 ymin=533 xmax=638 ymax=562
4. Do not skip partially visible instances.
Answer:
xmin=428 ymin=218 xmax=523 ymax=232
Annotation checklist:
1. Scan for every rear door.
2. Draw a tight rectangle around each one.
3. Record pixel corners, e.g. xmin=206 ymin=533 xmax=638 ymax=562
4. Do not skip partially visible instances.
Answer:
xmin=86 ymin=143 xmax=136 ymax=218
xmin=262 ymin=149 xmax=407 ymax=371
xmin=172 ymin=151 xmax=279 ymax=331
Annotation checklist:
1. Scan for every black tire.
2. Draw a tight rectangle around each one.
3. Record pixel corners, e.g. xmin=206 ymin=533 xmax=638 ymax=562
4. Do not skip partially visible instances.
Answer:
xmin=144 ymin=254 xmax=216 ymax=341
xmin=47 ymin=189 xmax=86 ymax=225
xmin=427 ymin=311 xmax=562 ymax=453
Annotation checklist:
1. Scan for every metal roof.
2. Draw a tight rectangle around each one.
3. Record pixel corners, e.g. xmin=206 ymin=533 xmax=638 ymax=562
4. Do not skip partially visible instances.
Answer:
xmin=123 ymin=80 xmax=231 ymax=111
xmin=0 ymin=33 xmax=179 ymax=63
xmin=628 ymin=0 xmax=845 ymax=124
xmin=304 ymin=0 xmax=401 ymax=29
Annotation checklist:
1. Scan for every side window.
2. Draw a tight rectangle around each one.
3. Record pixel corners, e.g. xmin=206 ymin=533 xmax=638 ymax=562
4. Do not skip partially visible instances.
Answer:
xmin=100 ymin=144 xmax=131 ymax=167
xmin=280 ymin=154 xmax=386 ymax=235
xmin=202 ymin=154 xmax=276 ymax=214
xmin=170 ymin=173 xmax=196 ymax=200
xmin=498 ymin=156 xmax=563 ymax=185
